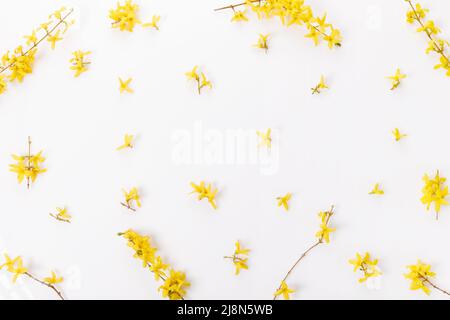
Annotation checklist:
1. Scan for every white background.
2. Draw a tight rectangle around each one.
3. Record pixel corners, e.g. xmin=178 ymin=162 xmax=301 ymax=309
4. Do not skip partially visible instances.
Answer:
xmin=0 ymin=0 xmax=449 ymax=300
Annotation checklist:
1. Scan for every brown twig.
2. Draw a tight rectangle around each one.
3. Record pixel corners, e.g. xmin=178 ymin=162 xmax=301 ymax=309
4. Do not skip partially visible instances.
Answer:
xmin=421 ymin=276 xmax=450 ymax=296
xmin=121 ymin=202 xmax=136 ymax=212
xmin=24 ymin=272 xmax=65 ymax=300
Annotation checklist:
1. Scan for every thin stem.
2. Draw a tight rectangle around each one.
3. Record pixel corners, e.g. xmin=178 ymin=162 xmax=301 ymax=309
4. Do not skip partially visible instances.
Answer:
xmin=406 ymin=0 xmax=450 ymax=65
xmin=121 ymin=202 xmax=136 ymax=212
xmin=49 ymin=213 xmax=71 ymax=223
xmin=214 ymin=0 xmax=260 ymax=11
xmin=420 ymin=276 xmax=450 ymax=296
xmin=0 ymin=8 xmax=74 ymax=75
xmin=24 ymin=272 xmax=64 ymax=300
xmin=27 ymin=136 xmax=32 ymax=189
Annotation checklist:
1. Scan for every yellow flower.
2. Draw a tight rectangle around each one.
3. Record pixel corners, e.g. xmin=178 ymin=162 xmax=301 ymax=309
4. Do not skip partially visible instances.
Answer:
xmin=119 ymin=229 xmax=157 ymax=267
xmin=159 ymin=270 xmax=190 ymax=300
xmin=47 ymin=30 xmax=63 ymax=50
xmin=233 ymin=258 xmax=249 ymax=275
xmin=109 ymin=0 xmax=141 ymax=32
xmin=417 ymin=20 xmax=440 ymax=35
xmin=434 ymin=56 xmax=450 ymax=75
xmin=24 ymin=30 xmax=38 ymax=46
xmin=200 ymin=72 xmax=212 ymax=90
xmin=349 ymin=252 xmax=382 ymax=283
xmin=44 ymin=271 xmax=63 ymax=284
xmin=11 ymin=257 xmax=28 ymax=283
xmin=0 ymin=254 xmax=20 ymax=272
xmin=257 ymin=129 xmax=272 ymax=149
xmin=149 ymin=256 xmax=169 ymax=280
xmin=143 ymin=15 xmax=161 ymax=30
xmin=311 ymin=75 xmax=328 ymax=94
xmin=9 ymin=138 xmax=46 ymax=188
xmin=231 ymin=11 xmax=248 ymax=23
xmin=234 ymin=241 xmax=250 ymax=256
xmin=274 ymin=281 xmax=295 ymax=300
xmin=276 ymin=193 xmax=292 ymax=211
xmin=387 ymin=68 xmax=406 ymax=90
xmin=0 ymin=75 xmax=7 ymax=94
xmin=369 ymin=183 xmax=384 ymax=195
xmin=421 ymin=171 xmax=449 ymax=218
xmin=305 ymin=24 xmax=321 ymax=46
xmin=50 ymin=207 xmax=72 ymax=223
xmin=426 ymin=39 xmax=448 ymax=54
xmin=392 ymin=128 xmax=407 ymax=141
xmin=50 ymin=7 xmax=68 ymax=20
xmin=406 ymin=3 xmax=428 ymax=24
xmin=122 ymin=187 xmax=141 ymax=211
xmin=315 ymin=207 xmax=335 ymax=243
xmin=225 ymin=241 xmax=250 ymax=275
xmin=4 ymin=46 xmax=37 ymax=82
xmin=185 ymin=66 xmax=211 ymax=94
xmin=404 ymin=260 xmax=436 ymax=295
xmin=70 ymin=50 xmax=91 ymax=77
xmin=116 ymin=134 xmax=134 ymax=150
xmin=314 ymin=13 xmax=331 ymax=32
xmin=185 ymin=66 xmax=199 ymax=82
xmin=119 ymin=77 xmax=133 ymax=94
xmin=190 ymin=181 xmax=218 ymax=209
xmin=254 ymin=34 xmax=269 ymax=51
xmin=323 ymin=27 xmax=342 ymax=48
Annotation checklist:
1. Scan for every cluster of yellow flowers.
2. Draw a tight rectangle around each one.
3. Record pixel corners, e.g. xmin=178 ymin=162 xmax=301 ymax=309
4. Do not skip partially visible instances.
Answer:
xmin=190 ymin=181 xmax=219 ymax=209
xmin=121 ymin=187 xmax=142 ymax=211
xmin=405 ymin=0 xmax=450 ymax=76
xmin=109 ymin=0 xmax=160 ymax=32
xmin=0 ymin=254 xmax=64 ymax=300
xmin=404 ymin=261 xmax=444 ymax=295
xmin=349 ymin=252 xmax=382 ymax=283
xmin=70 ymin=50 xmax=91 ymax=77
xmin=0 ymin=7 xmax=73 ymax=95
xmin=225 ymin=241 xmax=250 ymax=275
xmin=9 ymin=137 xmax=46 ymax=189
xmin=315 ymin=208 xmax=335 ymax=244
xmin=185 ymin=66 xmax=212 ymax=94
xmin=216 ymin=0 xmax=342 ymax=49
xmin=118 ymin=229 xmax=189 ymax=300
xmin=421 ymin=171 xmax=449 ymax=219
xmin=50 ymin=207 xmax=72 ymax=223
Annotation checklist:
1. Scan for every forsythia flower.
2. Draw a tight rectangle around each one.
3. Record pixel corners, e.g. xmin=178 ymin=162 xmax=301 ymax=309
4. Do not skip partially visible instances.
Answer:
xmin=421 ymin=171 xmax=449 ymax=219
xmin=109 ymin=0 xmax=141 ymax=32
xmin=0 ymin=255 xmax=27 ymax=283
xmin=315 ymin=208 xmax=335 ymax=243
xmin=369 ymin=183 xmax=384 ymax=195
xmin=257 ymin=129 xmax=272 ymax=149
xmin=231 ymin=11 xmax=249 ymax=23
xmin=217 ymin=1 xmax=342 ymax=49
xmin=143 ymin=15 xmax=161 ymax=30
xmin=9 ymin=137 xmax=46 ymax=189
xmin=225 ymin=241 xmax=250 ymax=275
xmin=190 ymin=181 xmax=218 ymax=209
xmin=0 ymin=7 xmax=73 ymax=95
xmin=44 ymin=271 xmax=63 ymax=284
xmin=387 ymin=68 xmax=406 ymax=90
xmin=392 ymin=128 xmax=407 ymax=141
xmin=311 ymin=75 xmax=328 ymax=94
xmin=274 ymin=281 xmax=295 ymax=300
xmin=405 ymin=1 xmax=450 ymax=77
xmin=254 ymin=34 xmax=269 ymax=51
xmin=349 ymin=252 xmax=382 ymax=283
xmin=185 ymin=66 xmax=212 ymax=94
xmin=116 ymin=134 xmax=134 ymax=150
xmin=121 ymin=187 xmax=141 ymax=211
xmin=119 ymin=229 xmax=189 ymax=300
xmin=70 ymin=50 xmax=91 ymax=77
xmin=119 ymin=77 xmax=133 ymax=94
xmin=50 ymin=207 xmax=72 ymax=223
xmin=404 ymin=260 xmax=436 ymax=295
xmin=276 ymin=193 xmax=292 ymax=211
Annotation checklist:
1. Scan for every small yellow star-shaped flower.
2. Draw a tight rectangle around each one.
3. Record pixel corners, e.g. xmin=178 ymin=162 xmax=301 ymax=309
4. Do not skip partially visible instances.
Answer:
xmin=369 ymin=183 xmax=384 ymax=195
xmin=119 ymin=77 xmax=133 ymax=94
xmin=392 ymin=128 xmax=407 ymax=141
xmin=276 ymin=193 xmax=292 ymax=211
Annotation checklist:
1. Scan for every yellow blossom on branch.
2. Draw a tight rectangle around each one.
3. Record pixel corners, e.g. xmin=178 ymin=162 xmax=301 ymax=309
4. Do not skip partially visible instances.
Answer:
xmin=421 ymin=171 xmax=449 ymax=219
xmin=274 ymin=206 xmax=335 ymax=300
xmin=387 ymin=68 xmax=406 ymax=90
xmin=117 ymin=134 xmax=134 ymax=150
xmin=276 ymin=192 xmax=292 ymax=211
xmin=121 ymin=187 xmax=141 ymax=212
xmin=118 ymin=229 xmax=189 ymax=300
xmin=405 ymin=1 xmax=450 ymax=76
xmin=404 ymin=260 xmax=449 ymax=296
xmin=224 ymin=241 xmax=250 ymax=275
xmin=215 ymin=0 xmax=342 ymax=49
xmin=274 ymin=281 xmax=295 ymax=300
xmin=70 ymin=50 xmax=91 ymax=77
xmin=311 ymin=75 xmax=328 ymax=94
xmin=254 ymin=34 xmax=269 ymax=52
xmin=190 ymin=181 xmax=218 ymax=209
xmin=50 ymin=207 xmax=72 ymax=223
xmin=185 ymin=66 xmax=212 ymax=94
xmin=349 ymin=252 xmax=382 ymax=283
xmin=0 ymin=7 xmax=73 ymax=95
xmin=0 ymin=254 xmax=65 ymax=299
xmin=369 ymin=183 xmax=384 ymax=195
xmin=109 ymin=0 xmax=141 ymax=32
xmin=9 ymin=137 xmax=46 ymax=189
